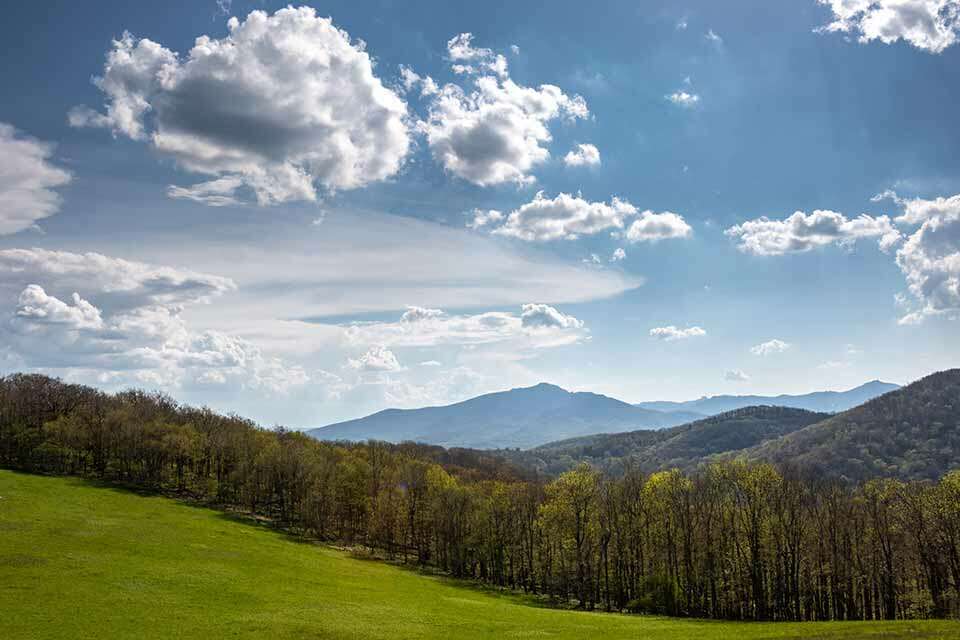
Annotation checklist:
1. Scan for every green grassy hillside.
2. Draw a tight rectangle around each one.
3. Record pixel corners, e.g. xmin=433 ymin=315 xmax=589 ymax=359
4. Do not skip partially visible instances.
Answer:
xmin=1 ymin=470 xmax=957 ymax=639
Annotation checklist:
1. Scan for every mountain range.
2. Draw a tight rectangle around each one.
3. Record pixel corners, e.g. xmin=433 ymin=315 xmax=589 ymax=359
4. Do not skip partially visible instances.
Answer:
xmin=633 ymin=379 xmax=899 ymax=415
xmin=309 ymin=379 xmax=899 ymax=450
xmin=503 ymin=369 xmax=958 ymax=482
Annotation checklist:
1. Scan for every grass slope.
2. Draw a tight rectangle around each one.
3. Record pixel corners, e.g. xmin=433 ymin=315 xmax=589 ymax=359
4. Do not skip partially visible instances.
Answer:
xmin=2 ymin=471 xmax=957 ymax=639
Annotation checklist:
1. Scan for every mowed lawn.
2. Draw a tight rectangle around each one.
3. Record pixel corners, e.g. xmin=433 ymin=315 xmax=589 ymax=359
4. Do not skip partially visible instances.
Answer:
xmin=1 ymin=470 xmax=958 ymax=640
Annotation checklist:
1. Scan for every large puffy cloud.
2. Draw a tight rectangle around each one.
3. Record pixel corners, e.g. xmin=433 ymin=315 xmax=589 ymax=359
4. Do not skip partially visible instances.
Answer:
xmin=816 ymin=0 xmax=960 ymax=53
xmin=725 ymin=210 xmax=901 ymax=255
xmin=891 ymin=193 xmax=960 ymax=323
xmin=417 ymin=34 xmax=588 ymax=186
xmin=649 ymin=325 xmax=706 ymax=341
xmin=480 ymin=192 xmax=692 ymax=243
xmin=70 ymin=7 xmax=410 ymax=205
xmin=0 ymin=123 xmax=72 ymax=235
xmin=15 ymin=285 xmax=103 ymax=330
xmin=489 ymin=191 xmax=637 ymax=241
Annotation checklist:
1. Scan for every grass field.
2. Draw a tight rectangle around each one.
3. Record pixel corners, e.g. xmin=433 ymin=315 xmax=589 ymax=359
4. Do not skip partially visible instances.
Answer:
xmin=1 ymin=470 xmax=958 ymax=639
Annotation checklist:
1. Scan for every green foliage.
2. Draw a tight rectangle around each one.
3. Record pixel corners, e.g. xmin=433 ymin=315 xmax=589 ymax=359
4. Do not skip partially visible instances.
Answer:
xmin=3 ymin=471 xmax=959 ymax=640
xmin=3 ymin=372 xmax=960 ymax=623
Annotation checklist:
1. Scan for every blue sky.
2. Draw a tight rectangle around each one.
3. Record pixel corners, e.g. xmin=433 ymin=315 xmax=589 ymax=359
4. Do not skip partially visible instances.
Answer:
xmin=0 ymin=0 xmax=958 ymax=426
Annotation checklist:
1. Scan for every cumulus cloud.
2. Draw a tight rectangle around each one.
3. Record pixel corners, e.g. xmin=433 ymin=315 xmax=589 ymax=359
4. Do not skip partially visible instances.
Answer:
xmin=467 ymin=208 xmax=504 ymax=229
xmin=520 ymin=303 xmax=584 ymax=329
xmin=70 ymin=7 xmax=410 ymax=205
xmin=1 ymin=255 xmax=306 ymax=394
xmin=705 ymin=29 xmax=724 ymax=46
xmin=816 ymin=0 xmax=960 ymax=53
xmin=343 ymin=304 xmax=587 ymax=350
xmin=491 ymin=191 xmax=637 ymax=241
xmin=0 ymin=123 xmax=72 ymax=235
xmin=401 ymin=305 xmax=445 ymax=322
xmin=563 ymin=143 xmax=601 ymax=167
xmin=724 ymin=369 xmax=750 ymax=382
xmin=15 ymin=285 xmax=103 ymax=330
xmin=724 ymin=210 xmax=902 ymax=255
xmin=419 ymin=33 xmax=588 ymax=186
xmin=398 ymin=65 xmax=439 ymax=97
xmin=891 ymin=192 xmax=960 ymax=323
xmin=750 ymin=338 xmax=791 ymax=356
xmin=348 ymin=345 xmax=404 ymax=372
xmin=649 ymin=325 xmax=706 ymax=341
xmin=625 ymin=211 xmax=693 ymax=243
xmin=0 ymin=248 xmax=235 ymax=311
xmin=666 ymin=91 xmax=700 ymax=107
xmin=610 ymin=248 xmax=626 ymax=262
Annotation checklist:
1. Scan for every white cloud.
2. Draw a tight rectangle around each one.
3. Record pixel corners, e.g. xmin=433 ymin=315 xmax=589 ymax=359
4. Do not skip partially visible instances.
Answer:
xmin=398 ymin=65 xmax=439 ymax=97
xmin=563 ymin=143 xmax=601 ymax=167
xmin=0 ymin=248 xmax=235 ymax=311
xmin=725 ymin=210 xmax=902 ymax=255
xmin=491 ymin=191 xmax=637 ymax=241
xmin=343 ymin=304 xmax=587 ymax=350
xmin=750 ymin=338 xmax=791 ymax=356
xmin=15 ymin=285 xmax=103 ymax=330
xmin=0 ymin=252 xmax=306 ymax=395
xmin=70 ymin=7 xmax=410 ymax=205
xmin=419 ymin=360 xmax=442 ymax=367
xmin=0 ymin=123 xmax=72 ymax=235
xmin=816 ymin=0 xmax=960 ymax=53
xmin=420 ymin=33 xmax=588 ymax=186
xmin=705 ymin=29 xmax=724 ymax=46
xmin=166 ymin=176 xmax=244 ymax=207
xmin=348 ymin=345 xmax=404 ymax=372
xmin=649 ymin=325 xmax=706 ymax=341
xmin=610 ymin=248 xmax=626 ymax=262
xmin=510 ymin=44 xmax=521 ymax=55
xmin=467 ymin=208 xmax=505 ymax=229
xmin=520 ymin=303 xmax=584 ymax=330
xmin=401 ymin=305 xmax=445 ymax=322
xmin=625 ymin=211 xmax=693 ymax=243
xmin=667 ymin=91 xmax=700 ymax=107
xmin=891 ymin=192 xmax=960 ymax=323
xmin=724 ymin=369 xmax=750 ymax=382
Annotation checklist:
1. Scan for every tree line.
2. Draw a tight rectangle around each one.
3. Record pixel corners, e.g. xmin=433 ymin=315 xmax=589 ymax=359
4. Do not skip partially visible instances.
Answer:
xmin=2 ymin=373 xmax=958 ymax=621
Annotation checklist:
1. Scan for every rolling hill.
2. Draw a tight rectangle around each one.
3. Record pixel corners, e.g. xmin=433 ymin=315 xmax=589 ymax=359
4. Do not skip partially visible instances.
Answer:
xmin=503 ymin=405 xmax=829 ymax=476
xmin=738 ymin=369 xmax=960 ymax=481
xmin=2 ymin=470 xmax=954 ymax=639
xmin=634 ymin=380 xmax=899 ymax=415
xmin=309 ymin=383 xmax=702 ymax=449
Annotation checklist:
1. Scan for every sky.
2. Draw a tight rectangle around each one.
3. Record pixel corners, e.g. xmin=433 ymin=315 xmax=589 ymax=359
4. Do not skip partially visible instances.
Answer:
xmin=0 ymin=0 xmax=958 ymax=427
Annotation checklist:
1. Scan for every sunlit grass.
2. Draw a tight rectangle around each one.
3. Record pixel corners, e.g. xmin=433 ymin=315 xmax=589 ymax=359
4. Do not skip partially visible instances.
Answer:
xmin=1 ymin=470 xmax=957 ymax=639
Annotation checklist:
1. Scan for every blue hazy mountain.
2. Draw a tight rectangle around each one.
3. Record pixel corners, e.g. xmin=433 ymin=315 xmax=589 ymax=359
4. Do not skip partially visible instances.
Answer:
xmin=309 ymin=383 xmax=704 ymax=450
xmin=634 ymin=380 xmax=899 ymax=416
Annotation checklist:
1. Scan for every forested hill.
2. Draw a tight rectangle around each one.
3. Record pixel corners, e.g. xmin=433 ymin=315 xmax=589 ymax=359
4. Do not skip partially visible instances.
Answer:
xmin=309 ymin=383 xmax=702 ymax=449
xmin=634 ymin=380 xmax=899 ymax=415
xmin=502 ymin=406 xmax=828 ymax=476
xmin=739 ymin=368 xmax=960 ymax=482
